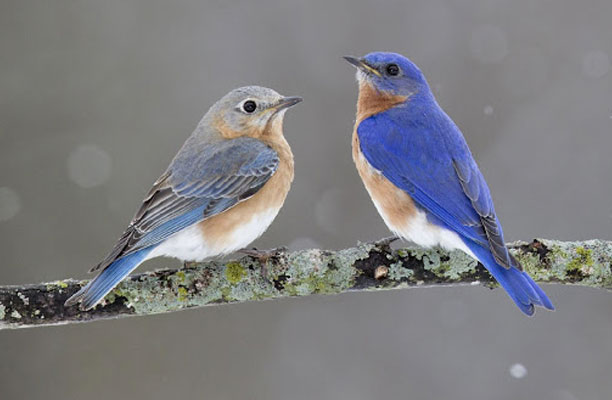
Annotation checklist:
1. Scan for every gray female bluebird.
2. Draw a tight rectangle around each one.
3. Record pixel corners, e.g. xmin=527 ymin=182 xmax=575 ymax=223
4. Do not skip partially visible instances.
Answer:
xmin=65 ymin=86 xmax=302 ymax=310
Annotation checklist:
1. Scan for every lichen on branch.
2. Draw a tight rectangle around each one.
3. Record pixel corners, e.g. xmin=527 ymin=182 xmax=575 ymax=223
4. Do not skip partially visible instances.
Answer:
xmin=0 ymin=238 xmax=610 ymax=330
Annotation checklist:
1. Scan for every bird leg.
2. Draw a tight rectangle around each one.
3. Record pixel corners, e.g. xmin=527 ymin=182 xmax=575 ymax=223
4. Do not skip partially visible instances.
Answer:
xmin=373 ymin=236 xmax=400 ymax=248
xmin=239 ymin=247 xmax=287 ymax=279
xmin=183 ymin=261 xmax=199 ymax=269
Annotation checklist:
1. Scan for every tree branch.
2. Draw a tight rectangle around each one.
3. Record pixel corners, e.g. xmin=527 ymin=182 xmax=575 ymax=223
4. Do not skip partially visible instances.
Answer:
xmin=1 ymin=238 xmax=611 ymax=329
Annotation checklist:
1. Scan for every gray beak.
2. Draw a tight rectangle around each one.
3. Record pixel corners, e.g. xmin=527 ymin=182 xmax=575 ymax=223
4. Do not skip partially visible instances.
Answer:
xmin=274 ymin=96 xmax=303 ymax=110
xmin=343 ymin=56 xmax=382 ymax=77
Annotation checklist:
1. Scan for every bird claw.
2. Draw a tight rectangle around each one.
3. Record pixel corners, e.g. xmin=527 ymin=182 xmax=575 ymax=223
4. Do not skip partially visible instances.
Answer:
xmin=240 ymin=247 xmax=287 ymax=262
xmin=373 ymin=236 xmax=400 ymax=248
xmin=183 ymin=261 xmax=198 ymax=269
xmin=239 ymin=247 xmax=287 ymax=279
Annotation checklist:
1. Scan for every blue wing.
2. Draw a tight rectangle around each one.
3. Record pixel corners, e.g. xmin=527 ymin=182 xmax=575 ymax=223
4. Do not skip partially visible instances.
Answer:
xmin=357 ymin=105 xmax=554 ymax=314
xmin=91 ymin=136 xmax=279 ymax=272
xmin=357 ymin=106 xmax=515 ymax=269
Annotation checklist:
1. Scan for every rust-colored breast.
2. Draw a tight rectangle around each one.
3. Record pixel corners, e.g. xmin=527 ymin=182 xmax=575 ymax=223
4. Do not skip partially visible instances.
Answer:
xmin=352 ymin=80 xmax=414 ymax=233
xmin=355 ymin=80 xmax=407 ymax=124
xmin=352 ymin=133 xmax=416 ymax=234
xmin=212 ymin=115 xmax=261 ymax=139
xmin=200 ymin=116 xmax=294 ymax=249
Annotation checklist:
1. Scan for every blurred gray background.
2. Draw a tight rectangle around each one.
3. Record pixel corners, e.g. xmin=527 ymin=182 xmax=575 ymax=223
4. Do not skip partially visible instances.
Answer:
xmin=1 ymin=0 xmax=611 ymax=399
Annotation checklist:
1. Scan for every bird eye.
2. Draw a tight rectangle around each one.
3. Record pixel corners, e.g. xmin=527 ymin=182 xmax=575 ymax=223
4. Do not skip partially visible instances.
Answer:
xmin=386 ymin=64 xmax=400 ymax=76
xmin=242 ymin=100 xmax=257 ymax=113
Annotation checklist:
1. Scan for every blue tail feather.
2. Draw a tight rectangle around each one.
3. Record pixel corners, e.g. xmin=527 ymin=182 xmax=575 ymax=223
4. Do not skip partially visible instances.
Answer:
xmin=466 ymin=242 xmax=554 ymax=316
xmin=65 ymin=247 xmax=154 ymax=310
xmin=523 ymin=271 xmax=555 ymax=310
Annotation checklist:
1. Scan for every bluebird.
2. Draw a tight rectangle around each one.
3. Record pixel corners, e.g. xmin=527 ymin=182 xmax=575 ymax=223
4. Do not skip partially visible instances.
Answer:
xmin=65 ymin=86 xmax=302 ymax=310
xmin=344 ymin=52 xmax=554 ymax=315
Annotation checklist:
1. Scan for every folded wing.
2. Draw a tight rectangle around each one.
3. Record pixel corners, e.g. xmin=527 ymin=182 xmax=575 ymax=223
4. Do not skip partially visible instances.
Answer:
xmin=357 ymin=112 xmax=517 ymax=270
xmin=91 ymin=136 xmax=279 ymax=272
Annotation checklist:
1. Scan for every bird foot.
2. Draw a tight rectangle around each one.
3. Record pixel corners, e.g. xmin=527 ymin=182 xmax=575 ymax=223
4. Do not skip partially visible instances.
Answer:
xmin=183 ymin=261 xmax=199 ymax=269
xmin=239 ymin=247 xmax=287 ymax=262
xmin=373 ymin=236 xmax=400 ymax=248
xmin=239 ymin=247 xmax=287 ymax=279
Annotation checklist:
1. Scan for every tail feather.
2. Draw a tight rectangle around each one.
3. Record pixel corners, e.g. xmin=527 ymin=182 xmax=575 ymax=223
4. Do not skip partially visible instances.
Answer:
xmin=523 ymin=271 xmax=555 ymax=310
xmin=466 ymin=242 xmax=554 ymax=316
xmin=65 ymin=247 xmax=153 ymax=310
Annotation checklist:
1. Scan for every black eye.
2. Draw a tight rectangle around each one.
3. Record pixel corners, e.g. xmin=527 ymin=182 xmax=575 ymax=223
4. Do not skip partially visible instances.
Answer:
xmin=242 ymin=100 xmax=257 ymax=113
xmin=386 ymin=64 xmax=400 ymax=76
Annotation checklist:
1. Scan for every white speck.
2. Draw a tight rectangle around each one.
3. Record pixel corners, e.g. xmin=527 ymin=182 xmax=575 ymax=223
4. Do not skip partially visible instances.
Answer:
xmin=289 ymin=237 xmax=321 ymax=251
xmin=582 ymin=50 xmax=610 ymax=79
xmin=67 ymin=145 xmax=112 ymax=188
xmin=17 ymin=292 xmax=29 ymax=305
xmin=10 ymin=310 xmax=22 ymax=319
xmin=469 ymin=25 xmax=508 ymax=64
xmin=484 ymin=105 xmax=494 ymax=115
xmin=0 ymin=187 xmax=21 ymax=222
xmin=470 ymin=281 xmax=480 ymax=286
xmin=509 ymin=363 xmax=527 ymax=379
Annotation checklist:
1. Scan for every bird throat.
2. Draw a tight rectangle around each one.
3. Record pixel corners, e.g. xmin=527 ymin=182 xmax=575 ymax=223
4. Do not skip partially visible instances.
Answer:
xmin=356 ymin=80 xmax=407 ymax=124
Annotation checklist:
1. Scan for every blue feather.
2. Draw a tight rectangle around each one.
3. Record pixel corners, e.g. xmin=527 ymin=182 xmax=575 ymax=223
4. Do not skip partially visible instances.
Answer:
xmin=465 ymin=242 xmax=554 ymax=315
xmin=66 ymin=247 xmax=154 ymax=310
xmin=358 ymin=112 xmax=490 ymax=247
xmin=135 ymin=204 xmax=209 ymax=249
xmin=358 ymin=110 xmax=554 ymax=314
xmin=354 ymin=51 xmax=554 ymax=314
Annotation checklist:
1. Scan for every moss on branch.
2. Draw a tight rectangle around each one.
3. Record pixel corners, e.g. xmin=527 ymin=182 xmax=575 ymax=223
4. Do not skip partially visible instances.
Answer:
xmin=1 ymin=238 xmax=610 ymax=330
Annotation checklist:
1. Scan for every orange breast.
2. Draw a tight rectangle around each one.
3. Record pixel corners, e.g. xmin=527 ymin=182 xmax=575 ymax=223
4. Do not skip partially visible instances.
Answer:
xmin=355 ymin=80 xmax=407 ymax=125
xmin=352 ymin=132 xmax=416 ymax=234
xmin=200 ymin=119 xmax=294 ymax=250
xmin=352 ymin=80 xmax=414 ymax=233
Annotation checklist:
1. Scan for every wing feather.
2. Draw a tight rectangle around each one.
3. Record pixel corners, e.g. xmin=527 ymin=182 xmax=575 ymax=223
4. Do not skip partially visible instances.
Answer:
xmin=357 ymin=110 xmax=517 ymax=270
xmin=90 ymin=137 xmax=279 ymax=272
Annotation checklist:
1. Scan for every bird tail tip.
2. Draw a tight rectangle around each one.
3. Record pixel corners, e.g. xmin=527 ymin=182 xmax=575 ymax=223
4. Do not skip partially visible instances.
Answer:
xmin=63 ymin=247 xmax=152 ymax=311
xmin=64 ymin=288 xmax=86 ymax=308
xmin=469 ymin=244 xmax=555 ymax=316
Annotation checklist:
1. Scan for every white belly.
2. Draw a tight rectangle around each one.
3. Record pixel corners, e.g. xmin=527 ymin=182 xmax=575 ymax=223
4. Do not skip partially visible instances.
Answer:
xmin=371 ymin=194 xmax=476 ymax=259
xmin=146 ymin=208 xmax=280 ymax=262
xmin=356 ymin=148 xmax=476 ymax=259
xmin=209 ymin=207 xmax=280 ymax=256
xmin=378 ymin=197 xmax=476 ymax=258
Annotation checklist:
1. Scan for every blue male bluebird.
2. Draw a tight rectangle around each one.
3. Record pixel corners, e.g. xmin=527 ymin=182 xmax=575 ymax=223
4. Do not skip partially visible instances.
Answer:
xmin=65 ymin=86 xmax=301 ymax=310
xmin=344 ymin=52 xmax=554 ymax=315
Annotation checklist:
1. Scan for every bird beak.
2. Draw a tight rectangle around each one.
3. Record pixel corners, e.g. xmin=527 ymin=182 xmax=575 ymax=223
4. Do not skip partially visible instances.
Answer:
xmin=343 ymin=56 xmax=381 ymax=77
xmin=273 ymin=96 xmax=303 ymax=111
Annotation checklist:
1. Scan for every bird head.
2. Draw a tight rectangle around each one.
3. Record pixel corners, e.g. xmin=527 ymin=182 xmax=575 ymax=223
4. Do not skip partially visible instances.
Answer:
xmin=207 ymin=86 xmax=302 ymax=139
xmin=344 ymin=52 xmax=429 ymax=98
